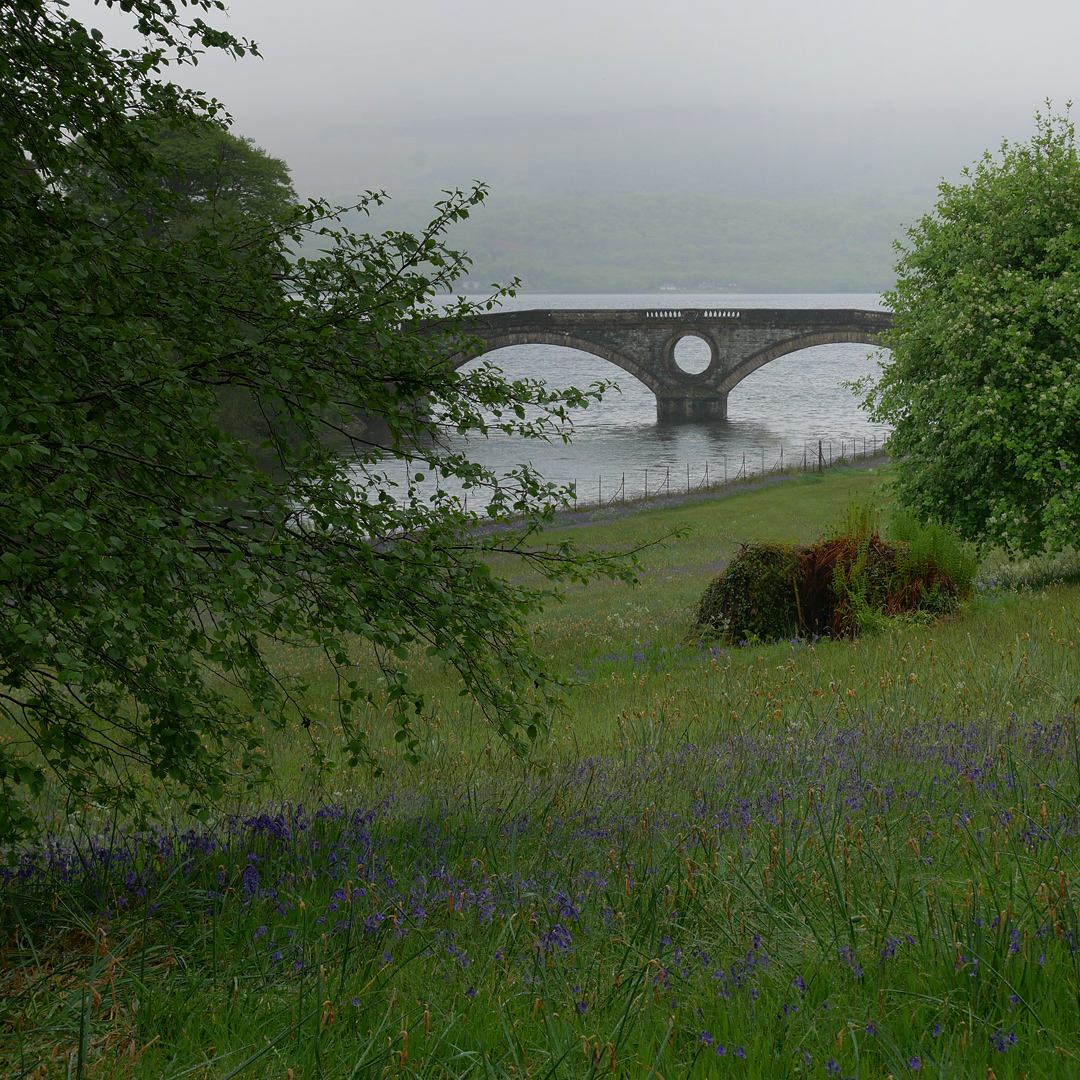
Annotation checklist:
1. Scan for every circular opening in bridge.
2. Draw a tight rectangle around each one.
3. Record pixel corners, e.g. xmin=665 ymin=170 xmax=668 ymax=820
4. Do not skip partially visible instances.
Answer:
xmin=672 ymin=333 xmax=713 ymax=375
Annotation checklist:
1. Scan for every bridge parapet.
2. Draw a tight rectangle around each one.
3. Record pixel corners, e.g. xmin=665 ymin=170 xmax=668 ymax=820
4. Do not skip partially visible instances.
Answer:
xmin=435 ymin=308 xmax=892 ymax=421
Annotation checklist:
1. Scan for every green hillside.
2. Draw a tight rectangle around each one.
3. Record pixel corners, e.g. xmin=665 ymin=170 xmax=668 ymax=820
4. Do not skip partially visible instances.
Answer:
xmin=369 ymin=192 xmax=925 ymax=293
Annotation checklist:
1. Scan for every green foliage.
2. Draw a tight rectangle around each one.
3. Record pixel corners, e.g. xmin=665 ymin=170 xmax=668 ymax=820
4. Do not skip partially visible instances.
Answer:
xmin=695 ymin=499 xmax=972 ymax=643
xmin=69 ymin=117 xmax=298 ymax=240
xmin=887 ymin=510 xmax=978 ymax=597
xmin=866 ymin=107 xmax=1080 ymax=555
xmin=826 ymin=493 xmax=882 ymax=542
xmin=0 ymin=1 xmax=637 ymax=841
xmin=148 ymin=120 xmax=298 ymax=224
xmin=694 ymin=542 xmax=802 ymax=643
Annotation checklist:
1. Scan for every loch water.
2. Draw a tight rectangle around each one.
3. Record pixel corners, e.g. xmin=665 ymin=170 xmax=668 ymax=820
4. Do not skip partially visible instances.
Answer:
xmin=367 ymin=292 xmax=893 ymax=507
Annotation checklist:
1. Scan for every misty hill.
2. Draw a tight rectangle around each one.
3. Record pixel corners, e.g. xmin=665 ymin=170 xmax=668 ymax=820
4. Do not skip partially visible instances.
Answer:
xmin=288 ymin=103 xmax=1036 ymax=293
xmin=357 ymin=191 xmax=922 ymax=293
xmin=440 ymin=193 xmax=922 ymax=293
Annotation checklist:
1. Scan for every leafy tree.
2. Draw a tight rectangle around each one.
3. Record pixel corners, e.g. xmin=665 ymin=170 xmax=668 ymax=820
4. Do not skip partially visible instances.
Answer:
xmin=866 ymin=108 xmax=1080 ymax=554
xmin=70 ymin=119 xmax=299 ymax=237
xmin=0 ymin=1 xmax=634 ymax=842
xmin=149 ymin=121 xmax=298 ymax=223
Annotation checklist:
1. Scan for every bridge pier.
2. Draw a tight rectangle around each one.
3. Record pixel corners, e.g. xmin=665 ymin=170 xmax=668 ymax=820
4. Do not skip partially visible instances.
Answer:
xmin=655 ymin=393 xmax=727 ymax=422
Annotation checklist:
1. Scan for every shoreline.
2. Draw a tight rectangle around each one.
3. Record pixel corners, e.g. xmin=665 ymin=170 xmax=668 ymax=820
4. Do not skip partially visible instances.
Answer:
xmin=537 ymin=453 xmax=890 ymax=531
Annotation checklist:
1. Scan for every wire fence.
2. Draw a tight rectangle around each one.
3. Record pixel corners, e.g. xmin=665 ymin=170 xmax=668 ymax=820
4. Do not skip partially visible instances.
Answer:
xmin=560 ymin=432 xmax=886 ymax=512
xmin=451 ymin=434 xmax=887 ymax=517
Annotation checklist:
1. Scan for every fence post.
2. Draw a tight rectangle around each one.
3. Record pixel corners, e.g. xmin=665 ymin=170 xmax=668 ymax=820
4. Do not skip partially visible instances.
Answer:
xmin=780 ymin=446 xmax=784 ymax=471
xmin=598 ymin=475 xmax=602 ymax=505
xmin=705 ymin=461 xmax=709 ymax=487
xmin=724 ymin=456 xmax=728 ymax=484
xmin=666 ymin=466 xmax=670 ymax=496
xmin=818 ymin=439 xmax=824 ymax=473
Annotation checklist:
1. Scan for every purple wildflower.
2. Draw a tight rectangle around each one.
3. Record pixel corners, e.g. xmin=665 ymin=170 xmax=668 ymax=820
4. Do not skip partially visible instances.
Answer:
xmin=838 ymin=944 xmax=864 ymax=977
xmin=992 ymin=1029 xmax=1018 ymax=1053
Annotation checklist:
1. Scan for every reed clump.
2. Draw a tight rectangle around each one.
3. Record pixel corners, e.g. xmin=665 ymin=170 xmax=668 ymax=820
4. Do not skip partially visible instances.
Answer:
xmin=695 ymin=503 xmax=976 ymax=643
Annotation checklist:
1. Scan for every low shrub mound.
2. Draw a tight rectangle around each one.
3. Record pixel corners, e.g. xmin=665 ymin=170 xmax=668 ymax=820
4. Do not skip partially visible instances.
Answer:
xmin=695 ymin=510 xmax=975 ymax=643
xmin=695 ymin=542 xmax=803 ymax=644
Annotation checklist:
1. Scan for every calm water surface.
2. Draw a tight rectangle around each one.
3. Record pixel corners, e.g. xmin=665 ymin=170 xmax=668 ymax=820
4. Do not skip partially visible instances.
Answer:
xmin=369 ymin=293 xmax=892 ymax=505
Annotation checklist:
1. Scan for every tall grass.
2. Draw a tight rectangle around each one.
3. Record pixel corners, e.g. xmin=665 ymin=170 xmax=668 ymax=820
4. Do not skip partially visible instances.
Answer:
xmin=4 ymin=466 xmax=1080 ymax=1078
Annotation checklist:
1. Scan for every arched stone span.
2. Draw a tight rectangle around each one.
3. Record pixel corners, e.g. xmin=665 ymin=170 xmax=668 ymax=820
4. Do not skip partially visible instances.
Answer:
xmin=435 ymin=308 xmax=893 ymax=421
xmin=452 ymin=330 xmax=662 ymax=394
xmin=718 ymin=330 xmax=886 ymax=395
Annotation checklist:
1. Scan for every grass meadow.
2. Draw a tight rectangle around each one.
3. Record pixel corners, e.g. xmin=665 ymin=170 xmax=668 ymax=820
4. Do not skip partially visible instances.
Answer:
xmin=5 ymin=465 xmax=1080 ymax=1079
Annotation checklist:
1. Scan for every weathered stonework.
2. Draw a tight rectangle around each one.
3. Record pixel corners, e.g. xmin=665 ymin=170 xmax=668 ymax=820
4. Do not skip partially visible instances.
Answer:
xmin=441 ymin=308 xmax=893 ymax=421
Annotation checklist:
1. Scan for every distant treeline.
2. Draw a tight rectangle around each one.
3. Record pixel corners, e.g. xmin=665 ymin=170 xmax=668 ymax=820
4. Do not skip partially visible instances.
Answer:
xmin=364 ymin=192 xmax=926 ymax=294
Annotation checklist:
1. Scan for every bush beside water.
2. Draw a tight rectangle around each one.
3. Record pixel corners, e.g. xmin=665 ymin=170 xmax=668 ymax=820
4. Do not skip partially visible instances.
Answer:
xmin=695 ymin=508 xmax=976 ymax=643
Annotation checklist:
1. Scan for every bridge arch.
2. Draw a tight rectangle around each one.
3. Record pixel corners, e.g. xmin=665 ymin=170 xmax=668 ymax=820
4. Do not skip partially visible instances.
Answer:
xmin=452 ymin=330 xmax=663 ymax=394
xmin=719 ymin=330 xmax=885 ymax=394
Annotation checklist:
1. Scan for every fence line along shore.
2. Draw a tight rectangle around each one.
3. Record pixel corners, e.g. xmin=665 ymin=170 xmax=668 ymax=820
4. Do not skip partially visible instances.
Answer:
xmin=459 ymin=434 xmax=889 ymax=519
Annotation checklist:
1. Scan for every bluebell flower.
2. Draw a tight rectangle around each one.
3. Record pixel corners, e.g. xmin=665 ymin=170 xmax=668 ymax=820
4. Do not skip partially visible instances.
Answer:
xmin=992 ymin=1029 xmax=1018 ymax=1053
xmin=838 ymin=944 xmax=864 ymax=977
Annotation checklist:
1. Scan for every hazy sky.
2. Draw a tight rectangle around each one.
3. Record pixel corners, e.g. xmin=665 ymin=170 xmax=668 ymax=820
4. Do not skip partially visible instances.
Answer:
xmin=71 ymin=0 xmax=1080 ymax=201
xmin=76 ymin=0 xmax=1080 ymax=119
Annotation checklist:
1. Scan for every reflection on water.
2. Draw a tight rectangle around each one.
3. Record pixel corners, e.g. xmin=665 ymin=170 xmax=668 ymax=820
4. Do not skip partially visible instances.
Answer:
xmin=362 ymin=293 xmax=893 ymax=504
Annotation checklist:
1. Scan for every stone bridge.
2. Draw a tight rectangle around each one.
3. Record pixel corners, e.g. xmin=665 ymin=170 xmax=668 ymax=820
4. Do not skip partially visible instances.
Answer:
xmin=443 ymin=307 xmax=893 ymax=420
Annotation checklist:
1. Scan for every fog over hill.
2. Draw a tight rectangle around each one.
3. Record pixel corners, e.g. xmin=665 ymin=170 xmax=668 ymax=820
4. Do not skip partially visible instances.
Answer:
xmin=68 ymin=0 xmax=1074 ymax=292
xmin=293 ymin=104 xmax=1033 ymax=205
xmin=292 ymin=103 xmax=1035 ymax=292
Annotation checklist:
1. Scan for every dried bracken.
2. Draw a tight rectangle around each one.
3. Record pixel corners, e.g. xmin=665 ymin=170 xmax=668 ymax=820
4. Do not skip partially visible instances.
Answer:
xmin=696 ymin=530 xmax=965 ymax=644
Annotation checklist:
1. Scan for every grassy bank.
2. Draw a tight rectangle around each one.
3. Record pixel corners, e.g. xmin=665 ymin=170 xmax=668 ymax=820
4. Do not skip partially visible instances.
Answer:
xmin=5 ymin=466 xmax=1080 ymax=1079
